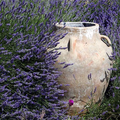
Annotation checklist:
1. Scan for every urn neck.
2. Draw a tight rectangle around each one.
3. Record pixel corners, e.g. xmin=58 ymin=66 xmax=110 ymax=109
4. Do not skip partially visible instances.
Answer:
xmin=55 ymin=22 xmax=99 ymax=40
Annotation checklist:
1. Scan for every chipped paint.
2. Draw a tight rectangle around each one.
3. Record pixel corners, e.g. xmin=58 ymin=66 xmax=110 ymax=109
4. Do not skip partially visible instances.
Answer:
xmin=88 ymin=60 xmax=93 ymax=66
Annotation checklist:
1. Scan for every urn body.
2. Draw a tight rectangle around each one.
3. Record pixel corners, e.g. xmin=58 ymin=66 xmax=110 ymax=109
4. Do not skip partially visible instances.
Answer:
xmin=54 ymin=22 xmax=113 ymax=115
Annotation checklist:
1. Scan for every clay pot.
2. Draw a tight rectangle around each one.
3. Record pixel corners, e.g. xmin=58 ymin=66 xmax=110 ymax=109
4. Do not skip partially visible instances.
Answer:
xmin=54 ymin=22 xmax=113 ymax=115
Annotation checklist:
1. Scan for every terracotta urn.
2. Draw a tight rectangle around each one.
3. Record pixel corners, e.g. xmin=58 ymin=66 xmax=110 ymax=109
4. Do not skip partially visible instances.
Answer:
xmin=54 ymin=22 xmax=113 ymax=115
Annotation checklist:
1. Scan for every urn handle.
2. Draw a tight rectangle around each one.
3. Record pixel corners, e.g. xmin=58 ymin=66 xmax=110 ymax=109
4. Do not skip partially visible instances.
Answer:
xmin=100 ymin=35 xmax=111 ymax=47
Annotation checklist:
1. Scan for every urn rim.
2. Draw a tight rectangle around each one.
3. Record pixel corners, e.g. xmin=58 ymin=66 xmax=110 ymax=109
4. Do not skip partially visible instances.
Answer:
xmin=55 ymin=22 xmax=99 ymax=30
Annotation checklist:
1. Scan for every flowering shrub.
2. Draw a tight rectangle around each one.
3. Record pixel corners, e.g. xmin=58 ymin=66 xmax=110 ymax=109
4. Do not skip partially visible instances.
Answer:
xmin=0 ymin=0 xmax=70 ymax=119
xmin=0 ymin=0 xmax=120 ymax=120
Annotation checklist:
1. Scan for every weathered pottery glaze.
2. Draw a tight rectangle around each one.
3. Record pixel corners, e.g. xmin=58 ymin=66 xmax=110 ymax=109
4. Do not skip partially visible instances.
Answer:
xmin=54 ymin=22 xmax=113 ymax=115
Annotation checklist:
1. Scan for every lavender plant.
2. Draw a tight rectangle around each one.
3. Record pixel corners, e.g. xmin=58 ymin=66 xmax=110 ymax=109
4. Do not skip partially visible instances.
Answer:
xmin=0 ymin=0 xmax=71 ymax=119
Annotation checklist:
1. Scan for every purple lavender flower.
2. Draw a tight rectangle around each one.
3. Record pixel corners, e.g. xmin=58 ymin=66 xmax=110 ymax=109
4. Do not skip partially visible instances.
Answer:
xmin=93 ymin=87 xmax=97 ymax=93
xmin=116 ymin=104 xmax=119 ymax=110
xmin=88 ymin=73 xmax=92 ymax=80
xmin=63 ymin=63 xmax=73 ymax=68
xmin=102 ymin=111 xmax=108 ymax=115
xmin=111 ymin=76 xmax=117 ymax=81
xmin=113 ymin=93 xmax=115 ymax=97
xmin=115 ymin=86 xmax=120 ymax=89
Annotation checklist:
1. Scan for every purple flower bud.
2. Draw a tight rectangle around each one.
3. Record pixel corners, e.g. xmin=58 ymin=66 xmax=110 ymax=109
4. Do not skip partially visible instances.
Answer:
xmin=1 ymin=1 xmax=5 ymax=6
xmin=94 ymin=87 xmax=97 ymax=93
xmin=88 ymin=73 xmax=92 ymax=80
xmin=6 ymin=23 xmax=10 ymax=26
xmin=0 ymin=23 xmax=2 ymax=26
xmin=108 ymin=103 xmax=111 ymax=106
xmin=78 ymin=109 xmax=84 ymax=114
xmin=12 ymin=5 xmax=15 ymax=10
xmin=64 ymin=84 xmax=70 ymax=86
xmin=0 ymin=47 xmax=4 ymax=50
xmin=88 ymin=96 xmax=91 ymax=99
xmin=116 ymin=104 xmax=119 ymax=110
xmin=102 ymin=111 xmax=107 ymax=115
xmin=112 ymin=108 xmax=115 ymax=112
xmin=30 ymin=3 xmax=34 ymax=9
xmin=27 ymin=24 xmax=33 ymax=31
xmin=69 ymin=99 xmax=74 ymax=106
xmin=111 ymin=76 xmax=117 ymax=81
xmin=63 ymin=63 xmax=73 ymax=68
xmin=115 ymin=86 xmax=120 ymax=89
xmin=113 ymin=93 xmax=115 ymax=97
xmin=34 ymin=26 xmax=37 ymax=34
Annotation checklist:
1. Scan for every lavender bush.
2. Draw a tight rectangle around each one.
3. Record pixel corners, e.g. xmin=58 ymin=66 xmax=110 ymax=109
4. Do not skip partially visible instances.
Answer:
xmin=0 ymin=0 xmax=120 ymax=120
xmin=0 ymin=0 xmax=70 ymax=119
